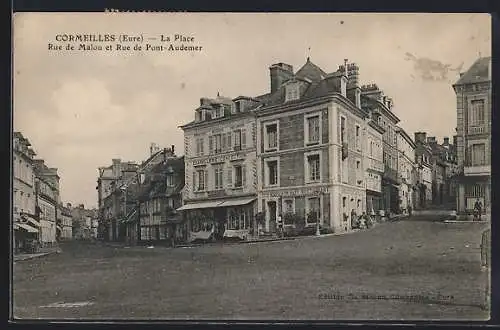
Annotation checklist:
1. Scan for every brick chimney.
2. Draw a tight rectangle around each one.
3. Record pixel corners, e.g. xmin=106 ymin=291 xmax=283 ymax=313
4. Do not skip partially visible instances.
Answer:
xmin=427 ymin=136 xmax=436 ymax=144
xmin=346 ymin=63 xmax=360 ymax=88
xmin=270 ymin=63 xmax=293 ymax=93
xmin=414 ymin=132 xmax=427 ymax=144
xmin=361 ymin=83 xmax=383 ymax=101
xmin=443 ymin=137 xmax=450 ymax=146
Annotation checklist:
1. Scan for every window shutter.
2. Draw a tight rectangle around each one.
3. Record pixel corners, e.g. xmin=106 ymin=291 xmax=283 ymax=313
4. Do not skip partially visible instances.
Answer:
xmin=200 ymin=138 xmax=204 ymax=155
xmin=241 ymin=165 xmax=247 ymax=187
xmin=227 ymin=167 xmax=233 ymax=188
xmin=192 ymin=171 xmax=197 ymax=191
xmin=204 ymin=170 xmax=209 ymax=190
xmin=222 ymin=134 xmax=227 ymax=151
xmin=227 ymin=132 xmax=232 ymax=149
xmin=241 ymin=129 xmax=247 ymax=149
xmin=209 ymin=136 xmax=213 ymax=154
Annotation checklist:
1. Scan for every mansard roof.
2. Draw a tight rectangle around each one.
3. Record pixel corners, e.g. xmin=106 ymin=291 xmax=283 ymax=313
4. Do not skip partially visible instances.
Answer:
xmin=454 ymin=56 xmax=491 ymax=86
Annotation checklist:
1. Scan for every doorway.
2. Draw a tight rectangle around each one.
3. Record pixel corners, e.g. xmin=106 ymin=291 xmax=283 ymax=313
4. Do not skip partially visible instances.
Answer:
xmin=267 ymin=201 xmax=277 ymax=233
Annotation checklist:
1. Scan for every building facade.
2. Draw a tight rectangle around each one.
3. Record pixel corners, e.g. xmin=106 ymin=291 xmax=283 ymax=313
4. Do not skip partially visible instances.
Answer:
xmin=396 ymin=127 xmax=416 ymax=213
xmin=57 ymin=203 xmax=73 ymax=240
xmin=33 ymin=160 xmax=60 ymax=247
xmin=13 ymin=132 xmax=39 ymax=252
xmin=453 ymin=57 xmax=491 ymax=217
xmin=97 ymin=158 xmax=139 ymax=241
xmin=135 ymin=154 xmax=185 ymax=245
xmin=255 ymin=59 xmax=372 ymax=234
xmin=361 ymin=85 xmax=401 ymax=215
xmin=414 ymin=132 xmax=433 ymax=209
xmin=179 ymin=96 xmax=258 ymax=241
xmin=365 ymin=117 xmax=385 ymax=216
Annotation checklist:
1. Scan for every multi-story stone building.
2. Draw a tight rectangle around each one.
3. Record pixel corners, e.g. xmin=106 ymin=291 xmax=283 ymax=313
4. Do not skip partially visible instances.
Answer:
xmin=13 ymin=132 xmax=39 ymax=252
xmin=33 ymin=160 xmax=60 ymax=247
xmin=453 ymin=57 xmax=491 ymax=218
xmin=364 ymin=115 xmax=385 ymax=216
xmin=179 ymin=95 xmax=258 ymax=241
xmin=57 ymin=203 xmax=73 ymax=240
xmin=255 ymin=59 xmax=374 ymax=233
xmin=361 ymin=84 xmax=401 ymax=215
xmin=414 ymin=132 xmax=433 ymax=209
xmin=396 ymin=127 xmax=416 ymax=213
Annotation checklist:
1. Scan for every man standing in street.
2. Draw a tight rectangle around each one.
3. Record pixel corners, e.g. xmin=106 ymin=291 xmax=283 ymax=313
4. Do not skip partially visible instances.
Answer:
xmin=474 ymin=198 xmax=483 ymax=221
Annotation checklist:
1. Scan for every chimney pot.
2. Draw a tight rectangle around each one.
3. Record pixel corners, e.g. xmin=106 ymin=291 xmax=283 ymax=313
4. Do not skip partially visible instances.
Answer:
xmin=270 ymin=63 xmax=294 ymax=93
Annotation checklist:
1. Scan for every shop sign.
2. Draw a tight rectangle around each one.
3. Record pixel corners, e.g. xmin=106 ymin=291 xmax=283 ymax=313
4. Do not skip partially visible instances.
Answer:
xmin=192 ymin=152 xmax=246 ymax=166
xmin=262 ymin=186 xmax=329 ymax=198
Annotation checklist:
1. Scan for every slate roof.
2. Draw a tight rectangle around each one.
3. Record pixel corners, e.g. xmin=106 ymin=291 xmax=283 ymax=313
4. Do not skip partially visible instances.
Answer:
xmin=454 ymin=57 xmax=491 ymax=86
xmin=295 ymin=58 xmax=327 ymax=82
xmin=181 ymin=58 xmax=358 ymax=127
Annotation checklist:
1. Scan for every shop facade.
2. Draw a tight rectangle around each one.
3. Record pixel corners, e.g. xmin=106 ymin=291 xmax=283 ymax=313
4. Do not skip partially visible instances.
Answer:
xmin=179 ymin=95 xmax=258 ymax=241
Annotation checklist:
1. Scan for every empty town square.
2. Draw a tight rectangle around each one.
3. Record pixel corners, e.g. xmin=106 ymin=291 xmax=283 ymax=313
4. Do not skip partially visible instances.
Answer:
xmin=13 ymin=217 xmax=489 ymax=320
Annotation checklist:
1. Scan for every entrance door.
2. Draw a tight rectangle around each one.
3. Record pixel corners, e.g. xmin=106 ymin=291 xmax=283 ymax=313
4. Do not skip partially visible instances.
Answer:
xmin=214 ymin=208 xmax=226 ymax=240
xmin=267 ymin=201 xmax=277 ymax=233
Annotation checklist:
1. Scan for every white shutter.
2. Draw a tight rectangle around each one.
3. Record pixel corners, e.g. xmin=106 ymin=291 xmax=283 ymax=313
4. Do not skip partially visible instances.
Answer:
xmin=227 ymin=167 xmax=233 ymax=188
xmin=241 ymin=129 xmax=247 ymax=149
xmin=192 ymin=171 xmax=197 ymax=191
xmin=241 ymin=164 xmax=247 ymax=187
xmin=204 ymin=170 xmax=209 ymax=191
xmin=227 ymin=132 xmax=232 ymax=150
xmin=222 ymin=134 xmax=227 ymax=151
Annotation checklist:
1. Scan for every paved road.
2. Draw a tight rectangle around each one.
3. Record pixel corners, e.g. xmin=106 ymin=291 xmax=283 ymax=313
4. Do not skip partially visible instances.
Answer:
xmin=13 ymin=218 xmax=490 ymax=320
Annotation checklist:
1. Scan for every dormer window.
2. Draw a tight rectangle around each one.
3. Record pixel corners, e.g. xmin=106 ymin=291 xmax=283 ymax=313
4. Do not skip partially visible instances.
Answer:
xmin=235 ymin=101 xmax=241 ymax=113
xmin=285 ymin=83 xmax=300 ymax=102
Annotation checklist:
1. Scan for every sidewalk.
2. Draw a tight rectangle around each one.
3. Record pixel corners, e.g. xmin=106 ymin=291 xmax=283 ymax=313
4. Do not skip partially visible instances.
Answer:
xmin=102 ymin=225 xmax=381 ymax=250
xmin=14 ymin=247 xmax=62 ymax=262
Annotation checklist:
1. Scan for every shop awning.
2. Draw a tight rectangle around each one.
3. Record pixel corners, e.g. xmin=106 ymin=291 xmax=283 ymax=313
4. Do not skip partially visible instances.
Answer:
xmin=177 ymin=201 xmax=224 ymax=211
xmin=219 ymin=197 xmax=256 ymax=207
xmin=15 ymin=223 xmax=38 ymax=233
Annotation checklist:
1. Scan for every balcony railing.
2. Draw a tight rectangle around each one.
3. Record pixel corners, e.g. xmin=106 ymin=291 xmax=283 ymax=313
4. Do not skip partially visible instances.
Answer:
xmin=468 ymin=125 xmax=486 ymax=135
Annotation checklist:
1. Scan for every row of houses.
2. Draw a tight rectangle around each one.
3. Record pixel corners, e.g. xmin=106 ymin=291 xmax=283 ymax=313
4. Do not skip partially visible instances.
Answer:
xmin=97 ymin=57 xmax=460 ymax=245
xmin=13 ymin=132 xmax=98 ymax=254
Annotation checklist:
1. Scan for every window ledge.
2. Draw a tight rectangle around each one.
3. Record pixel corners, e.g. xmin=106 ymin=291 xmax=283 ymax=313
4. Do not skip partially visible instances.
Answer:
xmin=306 ymin=141 xmax=320 ymax=146
xmin=264 ymin=148 xmax=278 ymax=153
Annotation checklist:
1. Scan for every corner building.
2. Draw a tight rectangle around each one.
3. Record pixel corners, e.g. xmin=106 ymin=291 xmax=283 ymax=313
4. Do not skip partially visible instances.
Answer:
xmin=179 ymin=96 xmax=258 ymax=241
xmin=453 ymin=57 xmax=491 ymax=217
xmin=256 ymin=59 xmax=375 ymax=233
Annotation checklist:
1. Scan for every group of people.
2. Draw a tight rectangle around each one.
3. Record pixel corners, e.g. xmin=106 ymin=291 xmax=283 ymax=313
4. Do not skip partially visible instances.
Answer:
xmin=351 ymin=210 xmax=374 ymax=230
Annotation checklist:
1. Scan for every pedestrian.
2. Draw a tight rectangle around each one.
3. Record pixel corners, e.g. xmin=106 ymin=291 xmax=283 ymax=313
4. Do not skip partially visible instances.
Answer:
xmin=481 ymin=228 xmax=491 ymax=310
xmin=408 ymin=205 xmax=412 ymax=217
xmin=474 ymin=198 xmax=483 ymax=221
xmin=277 ymin=214 xmax=284 ymax=238
xmin=351 ymin=209 xmax=357 ymax=229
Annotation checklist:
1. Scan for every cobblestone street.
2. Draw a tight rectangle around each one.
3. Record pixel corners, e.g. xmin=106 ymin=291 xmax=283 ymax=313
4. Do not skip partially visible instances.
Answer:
xmin=13 ymin=218 xmax=489 ymax=320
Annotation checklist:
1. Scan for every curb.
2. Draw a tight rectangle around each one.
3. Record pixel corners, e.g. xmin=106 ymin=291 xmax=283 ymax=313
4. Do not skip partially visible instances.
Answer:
xmin=14 ymin=249 xmax=61 ymax=262
xmin=443 ymin=220 xmax=490 ymax=224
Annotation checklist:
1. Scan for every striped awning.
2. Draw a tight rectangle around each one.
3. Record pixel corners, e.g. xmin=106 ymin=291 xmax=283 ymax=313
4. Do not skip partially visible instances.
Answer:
xmin=15 ymin=223 xmax=38 ymax=233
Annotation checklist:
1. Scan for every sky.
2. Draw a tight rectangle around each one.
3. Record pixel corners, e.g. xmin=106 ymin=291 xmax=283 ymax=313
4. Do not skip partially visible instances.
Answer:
xmin=13 ymin=13 xmax=491 ymax=209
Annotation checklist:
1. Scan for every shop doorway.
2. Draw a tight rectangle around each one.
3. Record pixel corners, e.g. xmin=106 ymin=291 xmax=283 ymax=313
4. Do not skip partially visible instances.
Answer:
xmin=267 ymin=201 xmax=277 ymax=233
